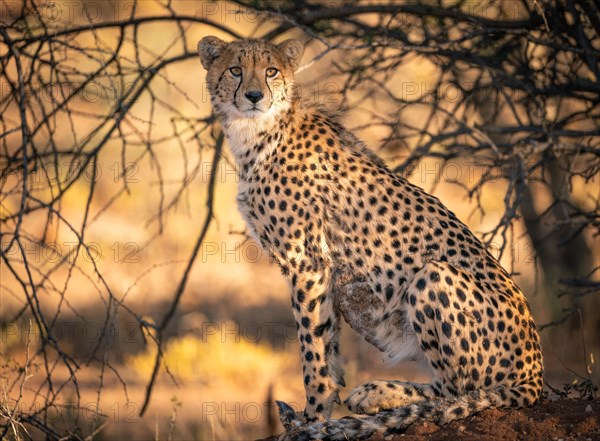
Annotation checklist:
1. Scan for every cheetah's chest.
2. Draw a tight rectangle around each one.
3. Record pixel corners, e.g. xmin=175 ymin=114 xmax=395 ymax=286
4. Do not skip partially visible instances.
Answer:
xmin=236 ymin=180 xmax=263 ymax=245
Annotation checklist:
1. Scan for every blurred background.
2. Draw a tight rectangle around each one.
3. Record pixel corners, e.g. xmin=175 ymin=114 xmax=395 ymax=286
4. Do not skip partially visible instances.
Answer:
xmin=0 ymin=1 xmax=598 ymax=439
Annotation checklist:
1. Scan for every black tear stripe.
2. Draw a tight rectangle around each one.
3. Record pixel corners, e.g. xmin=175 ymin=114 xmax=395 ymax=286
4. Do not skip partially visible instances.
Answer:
xmin=266 ymin=74 xmax=274 ymax=101
xmin=233 ymin=75 xmax=243 ymax=109
xmin=233 ymin=56 xmax=243 ymax=108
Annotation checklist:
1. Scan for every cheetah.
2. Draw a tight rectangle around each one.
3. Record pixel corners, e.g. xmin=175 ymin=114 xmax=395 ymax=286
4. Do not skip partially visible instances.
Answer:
xmin=198 ymin=36 xmax=544 ymax=440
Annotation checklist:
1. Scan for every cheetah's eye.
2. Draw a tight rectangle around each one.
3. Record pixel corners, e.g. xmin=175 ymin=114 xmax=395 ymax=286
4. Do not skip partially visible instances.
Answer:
xmin=266 ymin=67 xmax=279 ymax=78
xmin=229 ymin=67 xmax=242 ymax=77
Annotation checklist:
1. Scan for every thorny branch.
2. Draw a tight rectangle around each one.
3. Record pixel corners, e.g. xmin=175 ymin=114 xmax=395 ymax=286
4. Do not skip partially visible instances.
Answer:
xmin=0 ymin=1 xmax=241 ymax=436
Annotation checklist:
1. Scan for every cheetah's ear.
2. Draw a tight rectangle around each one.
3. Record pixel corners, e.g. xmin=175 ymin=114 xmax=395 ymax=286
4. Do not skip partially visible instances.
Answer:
xmin=277 ymin=39 xmax=305 ymax=72
xmin=198 ymin=36 xmax=227 ymax=69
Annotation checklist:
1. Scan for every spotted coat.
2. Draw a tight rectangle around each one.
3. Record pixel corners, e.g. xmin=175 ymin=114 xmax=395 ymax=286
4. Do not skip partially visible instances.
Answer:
xmin=198 ymin=37 xmax=544 ymax=439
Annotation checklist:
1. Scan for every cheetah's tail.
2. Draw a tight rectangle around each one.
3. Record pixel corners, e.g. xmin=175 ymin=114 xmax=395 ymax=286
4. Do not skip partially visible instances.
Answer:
xmin=276 ymin=386 xmax=531 ymax=441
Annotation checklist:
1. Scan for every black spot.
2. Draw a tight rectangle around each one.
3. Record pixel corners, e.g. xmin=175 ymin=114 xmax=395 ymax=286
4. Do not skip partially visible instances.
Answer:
xmin=452 ymin=407 xmax=464 ymax=416
xmin=441 ymin=322 xmax=452 ymax=338
xmin=460 ymin=338 xmax=469 ymax=351
xmin=385 ymin=285 xmax=394 ymax=301
xmin=438 ymin=292 xmax=450 ymax=307
xmin=442 ymin=344 xmax=455 ymax=356
xmin=470 ymin=331 xmax=477 ymax=343
xmin=424 ymin=304 xmax=435 ymax=319
xmin=314 ymin=319 xmax=331 ymax=337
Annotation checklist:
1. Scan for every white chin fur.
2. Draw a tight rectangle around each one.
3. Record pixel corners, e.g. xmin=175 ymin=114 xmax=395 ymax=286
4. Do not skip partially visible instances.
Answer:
xmin=222 ymin=101 xmax=290 ymax=163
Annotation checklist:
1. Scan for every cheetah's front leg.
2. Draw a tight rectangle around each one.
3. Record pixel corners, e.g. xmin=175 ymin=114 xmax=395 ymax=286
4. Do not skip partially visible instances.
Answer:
xmin=289 ymin=269 xmax=344 ymax=422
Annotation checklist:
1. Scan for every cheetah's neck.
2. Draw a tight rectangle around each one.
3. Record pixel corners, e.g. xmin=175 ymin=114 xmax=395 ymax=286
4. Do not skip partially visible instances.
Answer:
xmin=222 ymin=106 xmax=294 ymax=180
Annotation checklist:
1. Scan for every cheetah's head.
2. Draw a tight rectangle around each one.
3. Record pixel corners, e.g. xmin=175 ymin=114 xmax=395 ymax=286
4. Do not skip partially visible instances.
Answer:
xmin=198 ymin=37 xmax=304 ymax=122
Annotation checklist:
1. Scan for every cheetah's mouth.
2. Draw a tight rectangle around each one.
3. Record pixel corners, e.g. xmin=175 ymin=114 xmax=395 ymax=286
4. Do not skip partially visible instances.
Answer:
xmin=233 ymin=100 xmax=274 ymax=118
xmin=243 ymin=107 xmax=266 ymax=117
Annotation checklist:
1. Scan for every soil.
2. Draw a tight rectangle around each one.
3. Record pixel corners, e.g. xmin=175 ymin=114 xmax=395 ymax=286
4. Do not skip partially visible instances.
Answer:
xmin=258 ymin=398 xmax=600 ymax=441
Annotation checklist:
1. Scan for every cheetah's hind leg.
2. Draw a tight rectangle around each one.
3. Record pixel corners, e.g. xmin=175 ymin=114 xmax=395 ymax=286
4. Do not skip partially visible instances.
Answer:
xmin=334 ymin=269 xmax=440 ymax=415
xmin=343 ymin=259 xmax=543 ymax=416
xmin=345 ymin=380 xmax=438 ymax=414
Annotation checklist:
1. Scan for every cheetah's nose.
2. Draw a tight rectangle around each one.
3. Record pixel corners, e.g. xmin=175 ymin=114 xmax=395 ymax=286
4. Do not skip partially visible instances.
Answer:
xmin=245 ymin=90 xmax=264 ymax=104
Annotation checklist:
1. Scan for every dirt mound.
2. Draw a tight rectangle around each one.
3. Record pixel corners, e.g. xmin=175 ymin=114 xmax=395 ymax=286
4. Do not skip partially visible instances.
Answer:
xmin=259 ymin=398 xmax=599 ymax=441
